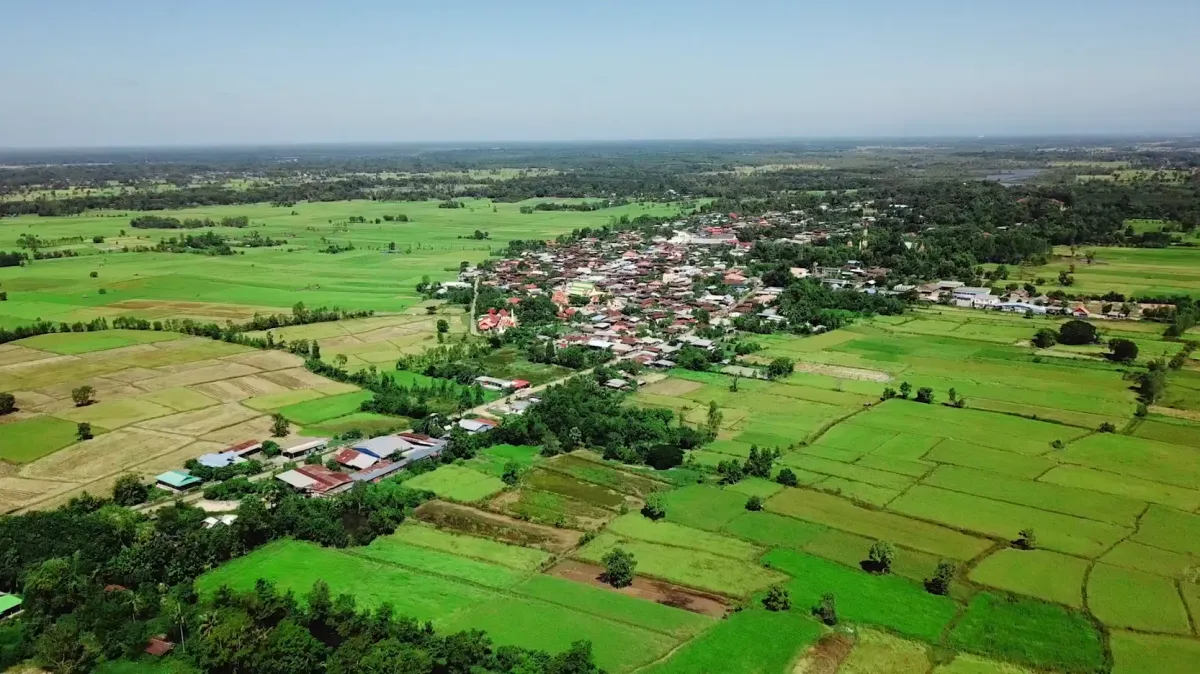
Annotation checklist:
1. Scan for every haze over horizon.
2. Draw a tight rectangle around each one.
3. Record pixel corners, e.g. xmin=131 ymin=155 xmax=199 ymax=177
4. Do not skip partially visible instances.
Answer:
xmin=4 ymin=0 xmax=1199 ymax=148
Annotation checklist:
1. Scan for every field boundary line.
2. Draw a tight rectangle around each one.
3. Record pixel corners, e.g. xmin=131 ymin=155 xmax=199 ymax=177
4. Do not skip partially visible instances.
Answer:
xmin=340 ymin=546 xmax=692 ymax=638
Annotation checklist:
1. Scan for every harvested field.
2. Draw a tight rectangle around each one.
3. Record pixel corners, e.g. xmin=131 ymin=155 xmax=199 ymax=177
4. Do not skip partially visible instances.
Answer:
xmin=0 ymin=476 xmax=80 ymax=512
xmin=794 ymin=361 xmax=892 ymax=382
xmin=546 ymin=561 xmax=728 ymax=617
xmin=135 ymin=362 xmax=261 ymax=391
xmin=19 ymin=427 xmax=193 ymax=482
xmin=791 ymin=633 xmax=855 ymax=674
xmin=838 ymin=630 xmax=930 ymax=674
xmin=220 ymin=350 xmax=304 ymax=371
xmin=57 ymin=398 xmax=175 ymax=429
xmin=138 ymin=387 xmax=220 ymax=412
xmin=200 ymin=416 xmax=281 ymax=445
xmin=136 ymin=403 xmax=261 ymax=436
xmin=639 ymin=378 xmax=704 ymax=396
xmin=258 ymin=367 xmax=334 ymax=390
xmin=413 ymin=500 xmax=583 ymax=553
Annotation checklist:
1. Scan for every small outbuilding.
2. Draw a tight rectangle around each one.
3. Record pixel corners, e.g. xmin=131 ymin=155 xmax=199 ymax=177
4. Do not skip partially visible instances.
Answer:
xmin=155 ymin=470 xmax=201 ymax=492
xmin=0 ymin=593 xmax=22 ymax=619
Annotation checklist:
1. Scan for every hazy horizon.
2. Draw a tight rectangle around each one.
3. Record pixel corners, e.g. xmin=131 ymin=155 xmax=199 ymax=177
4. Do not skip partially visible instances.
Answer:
xmin=5 ymin=0 xmax=1199 ymax=148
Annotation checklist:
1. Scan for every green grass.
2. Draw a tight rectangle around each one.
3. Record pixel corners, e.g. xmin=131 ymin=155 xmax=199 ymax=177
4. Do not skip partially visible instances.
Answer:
xmin=721 ymin=510 xmax=827 ymax=550
xmin=645 ymin=608 xmax=825 ymax=674
xmin=1130 ymin=505 xmax=1200 ymax=556
xmin=934 ymin=654 xmax=1043 ymax=674
xmin=1099 ymin=540 xmax=1198 ymax=579
xmin=968 ymin=549 xmax=1088 ymax=607
xmin=762 ymin=548 xmax=958 ymax=642
xmin=404 ymin=464 xmax=507 ymax=503
xmin=923 ymin=440 xmax=1057 ymax=480
xmin=16 ymin=329 xmax=181 ymax=354
xmin=1059 ymin=432 xmax=1200 ymax=491
xmin=720 ymin=477 xmax=785 ymax=499
xmin=546 ymin=453 xmax=667 ymax=498
xmin=839 ymin=629 xmax=931 ymax=674
xmin=276 ymin=390 xmax=374 ymax=424
xmin=662 ymin=485 xmax=751 ymax=531
xmin=1038 ymin=465 xmax=1200 ymax=511
xmin=443 ymin=594 xmax=678 ymax=674
xmin=605 ymin=513 xmax=764 ymax=561
xmin=1109 ymin=631 xmax=1200 ymax=674
xmin=301 ymin=411 xmax=407 ymax=437
xmin=948 ymin=592 xmax=1106 ymax=673
xmin=764 ymin=488 xmax=992 ymax=560
xmin=514 ymin=575 xmax=714 ymax=639
xmin=798 ymin=528 xmax=945 ymax=588
xmin=0 ymin=415 xmax=84 ymax=463
xmin=888 ymin=485 xmax=1130 ymax=558
xmin=195 ymin=539 xmax=494 ymax=625
xmin=1086 ymin=564 xmax=1192 ymax=634
xmin=389 ymin=523 xmax=550 ymax=571
xmin=93 ymin=658 xmax=202 ymax=674
xmin=352 ymin=536 xmax=528 ymax=589
xmin=467 ymin=443 xmax=542 ymax=477
xmin=525 ymin=468 xmax=626 ymax=508
xmin=576 ymin=532 xmax=786 ymax=598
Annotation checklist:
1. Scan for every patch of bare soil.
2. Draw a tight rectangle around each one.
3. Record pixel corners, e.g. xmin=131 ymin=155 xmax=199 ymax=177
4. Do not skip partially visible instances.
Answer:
xmin=793 ymin=362 xmax=891 ymax=383
xmin=413 ymin=500 xmax=582 ymax=553
xmin=1150 ymin=405 xmax=1200 ymax=422
xmin=791 ymin=633 xmax=855 ymax=674
xmin=548 ymin=560 xmax=728 ymax=617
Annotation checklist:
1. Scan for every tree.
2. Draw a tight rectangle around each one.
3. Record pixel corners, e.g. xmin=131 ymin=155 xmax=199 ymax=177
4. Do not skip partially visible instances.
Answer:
xmin=76 ymin=422 xmax=93 ymax=441
xmin=0 ymin=392 xmax=15 ymax=416
xmin=766 ymin=357 xmax=794 ymax=379
xmin=261 ymin=440 xmax=281 ymax=458
xmin=71 ymin=385 xmax=95 ymax=407
xmin=501 ymin=461 xmax=521 ymax=486
xmin=675 ymin=346 xmax=710 ymax=371
xmin=334 ymin=353 xmax=349 ymax=369
xmin=745 ymin=495 xmax=764 ymax=511
xmin=1058 ymin=319 xmax=1099 ymax=345
xmin=271 ymin=413 xmax=290 ymax=438
xmin=729 ymin=375 xmax=739 ymax=393
xmin=600 ymin=548 xmax=636 ymax=588
xmin=948 ymin=388 xmax=957 ymax=403
xmin=745 ymin=445 xmax=775 ymax=478
xmin=436 ymin=319 xmax=449 ymax=334
xmin=867 ymin=540 xmax=896 ymax=574
xmin=762 ymin=584 xmax=791 ymax=611
xmin=914 ymin=387 xmax=934 ymax=404
xmin=34 ymin=617 xmax=99 ymax=674
xmin=815 ymin=592 xmax=838 ymax=625
xmin=776 ymin=468 xmax=799 ymax=487
xmin=899 ymin=381 xmax=912 ymax=399
xmin=1108 ymin=338 xmax=1139 ymax=363
xmin=706 ymin=400 xmax=723 ymax=435
xmin=1032 ymin=328 xmax=1057 ymax=348
xmin=925 ymin=560 xmax=957 ymax=596
xmin=111 ymin=473 xmax=149 ymax=506
xmin=1016 ymin=528 xmax=1038 ymax=550
xmin=641 ymin=493 xmax=666 ymax=520
xmin=1098 ymin=422 xmax=1117 ymax=433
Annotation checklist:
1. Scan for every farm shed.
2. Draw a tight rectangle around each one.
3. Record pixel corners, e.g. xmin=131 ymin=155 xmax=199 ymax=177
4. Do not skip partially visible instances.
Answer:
xmin=353 ymin=435 xmax=413 ymax=459
xmin=281 ymin=438 xmax=328 ymax=459
xmin=0 ymin=593 xmax=22 ymax=619
xmin=458 ymin=418 xmax=499 ymax=434
xmin=156 ymin=470 xmax=201 ymax=492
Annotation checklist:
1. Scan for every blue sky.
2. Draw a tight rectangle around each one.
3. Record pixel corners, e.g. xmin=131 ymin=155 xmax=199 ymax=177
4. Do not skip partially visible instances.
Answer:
xmin=3 ymin=0 xmax=1198 ymax=147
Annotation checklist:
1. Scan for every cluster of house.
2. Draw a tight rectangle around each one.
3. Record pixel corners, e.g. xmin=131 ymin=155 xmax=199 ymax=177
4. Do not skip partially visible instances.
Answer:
xmin=909 ymin=280 xmax=1156 ymax=319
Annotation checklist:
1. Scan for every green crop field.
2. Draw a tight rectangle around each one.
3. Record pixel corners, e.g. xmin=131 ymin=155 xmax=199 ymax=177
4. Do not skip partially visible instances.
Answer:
xmin=645 ymin=608 xmax=824 ymax=674
xmin=968 ymin=549 xmax=1088 ymax=607
xmin=1086 ymin=564 xmax=1192 ymax=634
xmin=949 ymin=593 xmax=1106 ymax=673
xmin=351 ymin=536 xmax=529 ymax=589
xmin=389 ymin=522 xmax=550 ymax=571
xmin=763 ymin=548 xmax=958 ymax=641
xmin=275 ymin=390 xmax=373 ymax=424
xmin=404 ymin=464 xmax=507 ymax=503
xmin=1110 ymin=632 xmax=1200 ymax=674
xmin=605 ymin=513 xmax=764 ymax=561
xmin=0 ymin=415 xmax=90 ymax=463
xmin=513 ymin=575 xmax=714 ymax=639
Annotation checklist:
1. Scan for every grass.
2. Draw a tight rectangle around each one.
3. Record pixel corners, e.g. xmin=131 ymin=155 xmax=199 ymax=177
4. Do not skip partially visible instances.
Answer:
xmin=301 ymin=411 xmax=407 ymax=437
xmin=948 ymin=592 xmax=1106 ymax=673
xmin=838 ymin=629 xmax=931 ymax=674
xmin=404 ymin=464 xmax=507 ymax=503
xmin=92 ymin=658 xmax=202 ymax=674
xmin=15 ymin=329 xmax=181 ymax=354
xmin=467 ymin=443 xmax=542 ymax=477
xmin=888 ymin=485 xmax=1130 ymax=558
xmin=1130 ymin=505 xmax=1200 ymax=556
xmin=1109 ymin=631 xmax=1200 ymax=674
xmin=1085 ymin=564 xmax=1192 ymax=634
xmin=276 ymin=390 xmax=374 ymax=424
xmin=721 ymin=510 xmax=827 ymax=550
xmin=1038 ymin=465 xmax=1200 ymax=511
xmin=576 ymin=532 xmax=786 ymax=597
xmin=798 ymin=528 xmax=946 ymax=588
xmin=762 ymin=548 xmax=958 ymax=642
xmin=352 ymin=536 xmax=528 ymax=589
xmin=968 ymin=549 xmax=1088 ymax=607
xmin=525 ymin=468 xmax=627 ymax=509
xmin=605 ymin=513 xmax=765 ymax=561
xmin=443 ymin=594 xmax=678 ymax=674
xmin=0 ymin=415 xmax=84 ymax=463
xmin=662 ymin=485 xmax=751 ymax=531
xmin=934 ymin=654 xmax=1042 ymax=674
xmin=764 ymin=488 xmax=992 ymax=560
xmin=195 ymin=539 xmax=494 ymax=624
xmin=389 ymin=522 xmax=550 ymax=571
xmin=644 ymin=608 xmax=825 ymax=674
xmin=1098 ymin=540 xmax=1198 ymax=579
xmin=545 ymin=453 xmax=667 ymax=498
xmin=1059 ymin=433 xmax=1200 ymax=491
xmin=514 ymin=574 xmax=714 ymax=638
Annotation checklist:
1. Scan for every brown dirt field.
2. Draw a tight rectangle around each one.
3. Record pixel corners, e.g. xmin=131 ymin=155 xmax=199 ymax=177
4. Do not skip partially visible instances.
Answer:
xmin=0 ymin=353 xmax=81 ymax=377
xmin=0 ymin=345 xmax=55 ymax=367
xmin=74 ymin=343 xmax=162 ymax=361
xmin=548 ymin=560 xmax=729 ymax=617
xmin=640 ymin=378 xmax=704 ymax=397
xmin=793 ymin=362 xmax=891 ymax=383
xmin=413 ymin=500 xmax=583 ymax=553
xmin=11 ymin=390 xmax=56 ymax=408
xmin=33 ymin=376 xmax=147 ymax=405
xmin=1150 ymin=405 xmax=1200 ymax=422
xmin=0 ymin=476 xmax=82 ymax=513
xmin=131 ymin=440 xmax=225 ymax=475
xmin=358 ymin=349 xmax=403 ymax=363
xmin=791 ymin=634 xmax=855 ymax=674
xmin=135 ymin=362 xmax=262 ymax=391
xmin=222 ymin=350 xmax=304 ymax=371
xmin=259 ymin=367 xmax=333 ymax=390
xmin=136 ymin=402 xmax=260 ymax=435
xmin=318 ymin=334 xmax=367 ymax=349
xmin=20 ymin=427 xmax=194 ymax=482
xmin=356 ymin=325 xmax=431 ymax=343
xmin=152 ymin=356 xmax=247 ymax=375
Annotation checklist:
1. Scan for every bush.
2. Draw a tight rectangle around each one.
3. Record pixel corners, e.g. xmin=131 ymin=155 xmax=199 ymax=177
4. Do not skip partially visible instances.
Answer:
xmin=1016 ymin=528 xmax=1038 ymax=550
xmin=915 ymin=387 xmax=934 ymax=404
xmin=745 ymin=495 xmax=764 ymax=511
xmin=925 ymin=560 xmax=956 ymax=596
xmin=0 ymin=392 xmax=16 ymax=416
xmin=866 ymin=540 xmax=896 ymax=574
xmin=814 ymin=592 xmax=838 ymax=625
xmin=1031 ymin=328 xmax=1057 ymax=348
xmin=71 ymin=385 xmax=95 ymax=407
xmin=1098 ymin=422 xmax=1117 ymax=433
xmin=1108 ymin=338 xmax=1139 ymax=363
xmin=111 ymin=474 xmax=149 ymax=506
xmin=641 ymin=493 xmax=667 ymax=520
xmin=775 ymin=468 xmax=799 ymax=487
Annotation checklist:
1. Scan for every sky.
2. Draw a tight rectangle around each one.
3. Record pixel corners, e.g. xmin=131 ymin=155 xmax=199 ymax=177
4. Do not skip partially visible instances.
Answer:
xmin=3 ymin=0 xmax=1199 ymax=147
